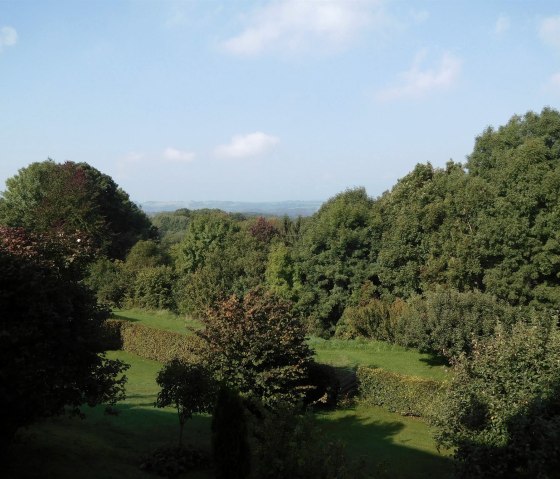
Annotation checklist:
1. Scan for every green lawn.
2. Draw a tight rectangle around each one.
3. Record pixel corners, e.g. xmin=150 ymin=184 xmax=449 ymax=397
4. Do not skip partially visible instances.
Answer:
xmin=112 ymin=308 xmax=203 ymax=335
xmin=310 ymin=337 xmax=449 ymax=381
xmin=7 ymin=351 xmax=451 ymax=479
xmin=6 ymin=351 xmax=213 ymax=479
xmin=318 ymin=406 xmax=452 ymax=478
xmin=113 ymin=309 xmax=449 ymax=381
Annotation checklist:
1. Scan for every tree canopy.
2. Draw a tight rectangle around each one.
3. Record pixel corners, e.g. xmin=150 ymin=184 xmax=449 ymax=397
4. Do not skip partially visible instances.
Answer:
xmin=0 ymin=160 xmax=155 ymax=259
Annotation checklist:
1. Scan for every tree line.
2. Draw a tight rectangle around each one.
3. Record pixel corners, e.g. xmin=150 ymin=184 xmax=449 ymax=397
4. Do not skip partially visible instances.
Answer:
xmin=1 ymin=108 xmax=559 ymax=477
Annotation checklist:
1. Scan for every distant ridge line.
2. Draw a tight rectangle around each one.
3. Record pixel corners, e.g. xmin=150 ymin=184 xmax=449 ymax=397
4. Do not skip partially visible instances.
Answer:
xmin=139 ymin=200 xmax=323 ymax=217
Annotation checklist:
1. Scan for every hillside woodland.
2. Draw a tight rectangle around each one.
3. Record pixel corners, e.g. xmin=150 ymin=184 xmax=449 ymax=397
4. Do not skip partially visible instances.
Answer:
xmin=1 ymin=109 xmax=560 ymax=478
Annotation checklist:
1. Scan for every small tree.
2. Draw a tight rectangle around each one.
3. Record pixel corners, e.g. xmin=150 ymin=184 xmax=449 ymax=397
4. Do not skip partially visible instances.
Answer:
xmin=434 ymin=317 xmax=560 ymax=478
xmin=198 ymin=287 xmax=314 ymax=408
xmin=155 ymin=359 xmax=216 ymax=446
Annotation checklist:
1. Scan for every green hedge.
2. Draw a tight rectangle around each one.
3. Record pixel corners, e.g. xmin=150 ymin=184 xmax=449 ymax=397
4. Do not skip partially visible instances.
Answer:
xmin=357 ymin=366 xmax=447 ymax=417
xmin=102 ymin=319 xmax=201 ymax=363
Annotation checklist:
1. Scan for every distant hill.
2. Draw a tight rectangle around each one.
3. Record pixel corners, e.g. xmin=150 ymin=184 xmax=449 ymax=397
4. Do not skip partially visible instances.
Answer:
xmin=139 ymin=200 xmax=323 ymax=217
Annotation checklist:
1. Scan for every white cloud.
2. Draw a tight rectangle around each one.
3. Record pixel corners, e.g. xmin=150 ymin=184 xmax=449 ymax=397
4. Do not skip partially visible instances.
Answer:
xmin=495 ymin=15 xmax=510 ymax=35
xmin=376 ymin=50 xmax=461 ymax=101
xmin=222 ymin=0 xmax=385 ymax=56
xmin=545 ymin=72 xmax=560 ymax=91
xmin=163 ymin=147 xmax=195 ymax=163
xmin=215 ymin=132 xmax=279 ymax=159
xmin=0 ymin=26 xmax=18 ymax=52
xmin=539 ymin=16 xmax=560 ymax=49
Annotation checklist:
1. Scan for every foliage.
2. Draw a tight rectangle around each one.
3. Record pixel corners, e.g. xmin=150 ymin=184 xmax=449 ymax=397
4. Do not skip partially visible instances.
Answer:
xmin=102 ymin=319 xmax=202 ymax=363
xmin=394 ymin=288 xmax=522 ymax=360
xmin=248 ymin=216 xmax=279 ymax=243
xmin=212 ymin=386 xmax=251 ymax=479
xmin=293 ymin=188 xmax=378 ymax=335
xmin=130 ymin=265 xmax=178 ymax=312
xmin=250 ymin=406 xmax=367 ymax=479
xmin=85 ymin=257 xmax=130 ymax=307
xmin=140 ymin=445 xmax=210 ymax=478
xmin=335 ymin=296 xmax=407 ymax=342
xmin=198 ymin=287 xmax=314 ymax=407
xmin=357 ymin=366 xmax=445 ymax=418
xmin=174 ymin=211 xmax=269 ymax=318
xmin=0 ymin=160 xmax=155 ymax=259
xmin=155 ymin=359 xmax=217 ymax=446
xmin=0 ymin=226 xmax=128 ymax=447
xmin=434 ymin=318 xmax=560 ymax=478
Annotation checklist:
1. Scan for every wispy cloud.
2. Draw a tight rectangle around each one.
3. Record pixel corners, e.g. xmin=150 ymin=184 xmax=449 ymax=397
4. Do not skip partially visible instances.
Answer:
xmin=376 ymin=50 xmax=461 ymax=101
xmin=539 ymin=15 xmax=560 ymax=49
xmin=222 ymin=0 xmax=386 ymax=56
xmin=495 ymin=15 xmax=510 ymax=35
xmin=545 ymin=72 xmax=560 ymax=92
xmin=163 ymin=147 xmax=195 ymax=163
xmin=215 ymin=132 xmax=279 ymax=159
xmin=0 ymin=26 xmax=18 ymax=52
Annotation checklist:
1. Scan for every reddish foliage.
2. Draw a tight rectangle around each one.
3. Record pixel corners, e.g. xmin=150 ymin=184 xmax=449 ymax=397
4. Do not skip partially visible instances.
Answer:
xmin=248 ymin=217 xmax=279 ymax=243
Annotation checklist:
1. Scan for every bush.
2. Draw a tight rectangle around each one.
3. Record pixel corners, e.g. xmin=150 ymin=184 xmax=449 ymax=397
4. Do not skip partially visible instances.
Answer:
xmin=198 ymin=288 xmax=314 ymax=408
xmin=357 ymin=366 xmax=446 ymax=417
xmin=434 ymin=318 xmax=560 ymax=479
xmin=249 ymin=406 xmax=366 ymax=479
xmin=130 ymin=265 xmax=178 ymax=312
xmin=394 ymin=288 xmax=522 ymax=360
xmin=335 ymin=298 xmax=407 ymax=342
xmin=102 ymin=319 xmax=201 ymax=363
xmin=140 ymin=445 xmax=210 ymax=478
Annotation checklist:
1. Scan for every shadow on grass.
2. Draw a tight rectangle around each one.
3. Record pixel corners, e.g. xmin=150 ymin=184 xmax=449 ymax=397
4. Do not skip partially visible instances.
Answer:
xmin=110 ymin=312 xmax=140 ymax=323
xmin=6 ymin=403 xmax=214 ymax=479
xmin=419 ymin=355 xmax=449 ymax=368
xmin=317 ymin=408 xmax=454 ymax=479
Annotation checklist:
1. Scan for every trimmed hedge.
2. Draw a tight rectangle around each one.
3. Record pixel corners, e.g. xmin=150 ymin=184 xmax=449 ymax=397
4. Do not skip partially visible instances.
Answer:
xmin=357 ymin=366 xmax=447 ymax=417
xmin=102 ymin=319 xmax=201 ymax=363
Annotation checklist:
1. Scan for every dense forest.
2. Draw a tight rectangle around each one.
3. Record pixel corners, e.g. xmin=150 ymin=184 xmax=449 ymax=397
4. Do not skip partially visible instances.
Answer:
xmin=1 ymin=109 xmax=560 ymax=478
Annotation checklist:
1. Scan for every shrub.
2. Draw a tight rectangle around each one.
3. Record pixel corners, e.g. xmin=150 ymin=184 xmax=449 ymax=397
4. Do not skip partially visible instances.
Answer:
xmin=130 ymin=265 xmax=178 ymax=312
xmin=102 ymin=319 xmax=201 ymax=363
xmin=357 ymin=366 xmax=446 ymax=417
xmin=394 ymin=288 xmax=522 ymax=360
xmin=434 ymin=318 xmax=560 ymax=479
xmin=335 ymin=297 xmax=407 ymax=342
xmin=198 ymin=287 xmax=314 ymax=408
xmin=140 ymin=445 xmax=210 ymax=478
xmin=249 ymin=406 xmax=366 ymax=479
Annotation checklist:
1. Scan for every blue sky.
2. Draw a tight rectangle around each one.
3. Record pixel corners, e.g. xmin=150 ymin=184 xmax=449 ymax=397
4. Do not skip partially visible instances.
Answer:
xmin=1 ymin=0 xmax=560 ymax=202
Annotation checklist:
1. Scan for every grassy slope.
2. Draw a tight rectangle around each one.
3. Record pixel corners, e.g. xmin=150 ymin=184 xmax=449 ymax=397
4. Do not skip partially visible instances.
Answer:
xmin=311 ymin=338 xmax=449 ymax=381
xmin=111 ymin=308 xmax=203 ymax=335
xmin=114 ymin=309 xmax=449 ymax=381
xmin=7 ymin=351 xmax=450 ymax=479
xmin=6 ymin=351 xmax=213 ymax=479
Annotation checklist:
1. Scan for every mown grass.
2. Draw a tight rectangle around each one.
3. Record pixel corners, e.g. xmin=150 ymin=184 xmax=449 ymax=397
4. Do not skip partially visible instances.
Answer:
xmin=318 ymin=405 xmax=452 ymax=478
xmin=111 ymin=308 xmax=203 ymax=335
xmin=310 ymin=337 xmax=449 ymax=381
xmin=6 ymin=351 xmax=213 ymax=479
xmin=7 ymin=350 xmax=451 ymax=479
xmin=113 ymin=309 xmax=449 ymax=381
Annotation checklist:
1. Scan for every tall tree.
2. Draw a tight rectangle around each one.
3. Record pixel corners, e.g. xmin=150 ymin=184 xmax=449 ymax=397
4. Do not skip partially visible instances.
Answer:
xmin=0 ymin=160 xmax=155 ymax=259
xmin=0 ymin=226 xmax=128 ymax=447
